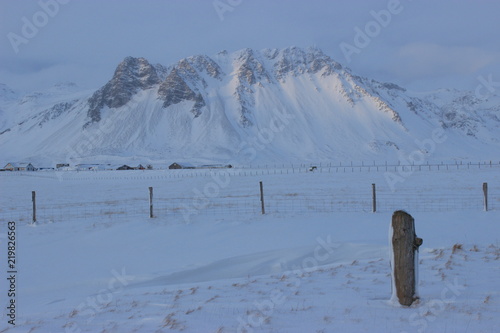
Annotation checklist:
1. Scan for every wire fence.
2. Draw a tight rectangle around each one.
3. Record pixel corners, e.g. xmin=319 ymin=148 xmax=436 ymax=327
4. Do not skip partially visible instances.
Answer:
xmin=2 ymin=160 xmax=499 ymax=181
xmin=1 ymin=161 xmax=498 ymax=225
xmin=1 ymin=181 xmax=497 ymax=225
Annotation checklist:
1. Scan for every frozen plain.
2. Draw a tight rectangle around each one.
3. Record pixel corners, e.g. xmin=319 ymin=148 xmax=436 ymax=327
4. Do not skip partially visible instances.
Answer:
xmin=0 ymin=165 xmax=499 ymax=332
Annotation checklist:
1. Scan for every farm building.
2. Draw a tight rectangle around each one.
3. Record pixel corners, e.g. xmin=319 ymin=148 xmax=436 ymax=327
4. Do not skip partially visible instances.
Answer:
xmin=117 ymin=165 xmax=134 ymax=170
xmin=73 ymin=164 xmax=149 ymax=171
xmin=169 ymin=163 xmax=231 ymax=170
xmin=169 ymin=163 xmax=196 ymax=170
xmin=117 ymin=164 xmax=150 ymax=170
xmin=4 ymin=162 xmax=36 ymax=171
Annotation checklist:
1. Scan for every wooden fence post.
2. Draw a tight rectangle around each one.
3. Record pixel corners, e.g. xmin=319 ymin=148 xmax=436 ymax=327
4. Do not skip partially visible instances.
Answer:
xmin=391 ymin=210 xmax=422 ymax=306
xmin=483 ymin=182 xmax=488 ymax=212
xmin=372 ymin=183 xmax=376 ymax=213
xmin=259 ymin=181 xmax=265 ymax=214
xmin=149 ymin=186 xmax=153 ymax=218
xmin=32 ymin=191 xmax=36 ymax=223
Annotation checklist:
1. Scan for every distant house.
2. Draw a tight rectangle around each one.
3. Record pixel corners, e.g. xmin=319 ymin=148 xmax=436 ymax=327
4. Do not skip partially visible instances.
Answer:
xmin=56 ymin=163 xmax=70 ymax=169
xmin=4 ymin=162 xmax=36 ymax=171
xmin=117 ymin=165 xmax=134 ymax=170
xmin=169 ymin=162 xmax=195 ymax=170
xmin=168 ymin=163 xmax=232 ymax=170
xmin=136 ymin=164 xmax=145 ymax=170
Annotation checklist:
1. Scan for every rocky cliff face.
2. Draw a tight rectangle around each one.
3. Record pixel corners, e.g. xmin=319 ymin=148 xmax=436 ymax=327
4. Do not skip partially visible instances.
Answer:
xmin=87 ymin=57 xmax=161 ymax=124
xmin=157 ymin=55 xmax=223 ymax=117
xmin=271 ymin=47 xmax=342 ymax=79
xmin=83 ymin=47 xmax=411 ymax=129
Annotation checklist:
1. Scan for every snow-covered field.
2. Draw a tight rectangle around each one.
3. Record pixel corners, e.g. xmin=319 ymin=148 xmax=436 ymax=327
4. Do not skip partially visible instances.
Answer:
xmin=1 ymin=166 xmax=499 ymax=332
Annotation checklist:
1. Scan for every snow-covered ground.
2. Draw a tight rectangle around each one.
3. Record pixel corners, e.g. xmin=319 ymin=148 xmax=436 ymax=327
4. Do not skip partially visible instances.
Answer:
xmin=0 ymin=167 xmax=499 ymax=332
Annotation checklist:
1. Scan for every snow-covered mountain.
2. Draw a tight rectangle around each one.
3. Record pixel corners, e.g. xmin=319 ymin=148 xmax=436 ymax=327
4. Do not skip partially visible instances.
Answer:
xmin=1 ymin=47 xmax=499 ymax=166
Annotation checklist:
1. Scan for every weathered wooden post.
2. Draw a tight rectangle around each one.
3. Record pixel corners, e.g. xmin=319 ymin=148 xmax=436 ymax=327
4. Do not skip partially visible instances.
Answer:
xmin=483 ymin=182 xmax=488 ymax=212
xmin=32 ymin=191 xmax=36 ymax=223
xmin=391 ymin=210 xmax=422 ymax=306
xmin=259 ymin=181 xmax=265 ymax=214
xmin=372 ymin=183 xmax=376 ymax=213
xmin=149 ymin=186 xmax=153 ymax=218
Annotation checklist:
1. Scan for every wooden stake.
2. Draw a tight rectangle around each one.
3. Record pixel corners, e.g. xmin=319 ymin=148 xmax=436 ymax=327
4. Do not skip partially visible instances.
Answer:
xmin=149 ymin=186 xmax=153 ymax=218
xmin=483 ymin=183 xmax=488 ymax=212
xmin=32 ymin=191 xmax=36 ymax=223
xmin=260 ymin=181 xmax=265 ymax=214
xmin=372 ymin=183 xmax=376 ymax=213
xmin=391 ymin=210 xmax=422 ymax=306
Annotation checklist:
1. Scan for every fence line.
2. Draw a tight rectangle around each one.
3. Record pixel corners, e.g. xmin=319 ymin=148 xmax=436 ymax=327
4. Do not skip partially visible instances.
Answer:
xmin=1 ymin=183 xmax=497 ymax=225
xmin=1 ymin=160 xmax=499 ymax=181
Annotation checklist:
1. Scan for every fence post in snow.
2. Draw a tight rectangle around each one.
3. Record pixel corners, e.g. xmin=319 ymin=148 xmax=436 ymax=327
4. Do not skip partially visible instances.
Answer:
xmin=149 ymin=186 xmax=154 ymax=218
xmin=391 ymin=210 xmax=422 ymax=306
xmin=483 ymin=182 xmax=488 ymax=212
xmin=372 ymin=183 xmax=376 ymax=213
xmin=259 ymin=181 xmax=265 ymax=214
xmin=32 ymin=191 xmax=36 ymax=223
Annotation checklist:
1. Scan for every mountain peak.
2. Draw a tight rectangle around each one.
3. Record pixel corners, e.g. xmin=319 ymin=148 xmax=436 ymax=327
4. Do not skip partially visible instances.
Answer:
xmin=272 ymin=46 xmax=343 ymax=79
xmin=2 ymin=45 xmax=500 ymax=164
xmin=114 ymin=57 xmax=160 ymax=88
xmin=86 ymin=57 xmax=160 ymax=124
xmin=177 ymin=54 xmax=224 ymax=81
xmin=4 ymin=47 xmax=486 ymax=164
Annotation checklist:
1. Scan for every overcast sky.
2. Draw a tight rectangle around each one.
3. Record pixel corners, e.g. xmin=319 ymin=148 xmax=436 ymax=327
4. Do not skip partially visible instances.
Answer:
xmin=1 ymin=0 xmax=499 ymax=93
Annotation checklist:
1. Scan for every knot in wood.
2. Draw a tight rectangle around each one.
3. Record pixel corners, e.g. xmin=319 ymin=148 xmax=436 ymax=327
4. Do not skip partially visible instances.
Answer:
xmin=414 ymin=237 xmax=423 ymax=250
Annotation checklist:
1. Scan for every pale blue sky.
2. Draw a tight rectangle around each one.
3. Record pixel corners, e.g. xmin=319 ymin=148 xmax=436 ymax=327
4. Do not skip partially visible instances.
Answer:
xmin=1 ymin=0 xmax=499 ymax=93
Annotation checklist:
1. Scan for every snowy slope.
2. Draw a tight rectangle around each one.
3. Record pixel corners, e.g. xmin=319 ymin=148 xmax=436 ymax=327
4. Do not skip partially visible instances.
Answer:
xmin=0 ymin=168 xmax=499 ymax=332
xmin=1 ymin=47 xmax=499 ymax=166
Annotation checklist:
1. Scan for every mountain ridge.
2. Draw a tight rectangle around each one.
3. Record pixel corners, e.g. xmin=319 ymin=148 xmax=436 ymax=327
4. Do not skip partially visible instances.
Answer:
xmin=0 ymin=47 xmax=499 ymax=166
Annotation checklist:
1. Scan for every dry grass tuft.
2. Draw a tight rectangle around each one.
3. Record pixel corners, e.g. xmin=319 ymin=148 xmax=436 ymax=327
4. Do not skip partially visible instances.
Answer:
xmin=162 ymin=312 xmax=185 ymax=330
xmin=470 ymin=245 xmax=480 ymax=252
xmin=452 ymin=243 xmax=463 ymax=254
